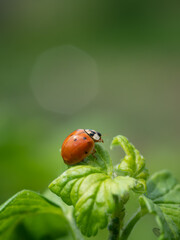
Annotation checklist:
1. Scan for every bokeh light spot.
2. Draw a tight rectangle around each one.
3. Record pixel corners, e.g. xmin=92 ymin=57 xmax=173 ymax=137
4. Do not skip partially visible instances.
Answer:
xmin=30 ymin=45 xmax=99 ymax=114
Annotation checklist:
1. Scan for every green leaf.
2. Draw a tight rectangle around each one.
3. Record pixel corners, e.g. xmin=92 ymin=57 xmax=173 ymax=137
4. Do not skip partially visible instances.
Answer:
xmin=10 ymin=214 xmax=71 ymax=240
xmin=139 ymin=170 xmax=180 ymax=240
xmin=49 ymin=167 xmax=145 ymax=237
xmin=111 ymin=135 xmax=149 ymax=191
xmin=0 ymin=190 xmax=71 ymax=240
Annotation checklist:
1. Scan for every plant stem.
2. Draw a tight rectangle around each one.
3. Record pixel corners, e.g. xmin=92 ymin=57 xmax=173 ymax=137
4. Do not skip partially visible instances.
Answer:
xmin=108 ymin=196 xmax=125 ymax=240
xmin=108 ymin=215 xmax=121 ymax=240
xmin=120 ymin=208 xmax=143 ymax=240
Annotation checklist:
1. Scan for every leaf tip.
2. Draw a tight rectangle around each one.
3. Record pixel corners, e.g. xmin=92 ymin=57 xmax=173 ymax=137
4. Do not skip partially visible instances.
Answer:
xmin=48 ymin=180 xmax=58 ymax=195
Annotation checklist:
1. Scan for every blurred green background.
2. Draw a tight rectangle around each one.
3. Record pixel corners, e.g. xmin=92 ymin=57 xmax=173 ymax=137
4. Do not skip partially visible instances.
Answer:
xmin=0 ymin=0 xmax=180 ymax=239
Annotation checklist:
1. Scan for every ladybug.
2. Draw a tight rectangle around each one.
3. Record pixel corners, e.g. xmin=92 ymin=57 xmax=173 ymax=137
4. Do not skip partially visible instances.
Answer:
xmin=61 ymin=129 xmax=104 ymax=165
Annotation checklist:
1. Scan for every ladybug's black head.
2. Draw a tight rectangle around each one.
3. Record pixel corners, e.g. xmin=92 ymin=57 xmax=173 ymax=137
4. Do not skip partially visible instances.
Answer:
xmin=84 ymin=129 xmax=103 ymax=142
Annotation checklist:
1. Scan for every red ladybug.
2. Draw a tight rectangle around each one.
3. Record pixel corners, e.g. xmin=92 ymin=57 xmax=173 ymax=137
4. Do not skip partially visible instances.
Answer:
xmin=61 ymin=129 xmax=104 ymax=165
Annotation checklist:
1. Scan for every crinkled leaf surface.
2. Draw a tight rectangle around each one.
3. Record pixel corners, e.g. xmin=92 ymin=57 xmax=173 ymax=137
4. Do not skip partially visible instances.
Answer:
xmin=111 ymin=135 xmax=149 ymax=191
xmin=0 ymin=190 xmax=71 ymax=240
xmin=49 ymin=141 xmax=147 ymax=237
xmin=139 ymin=170 xmax=180 ymax=240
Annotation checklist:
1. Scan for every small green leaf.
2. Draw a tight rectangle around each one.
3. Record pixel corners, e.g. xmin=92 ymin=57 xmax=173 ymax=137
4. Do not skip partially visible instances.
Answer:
xmin=0 ymin=190 xmax=70 ymax=240
xmin=78 ymin=143 xmax=113 ymax=175
xmin=111 ymin=135 xmax=148 ymax=191
xmin=139 ymin=170 xmax=180 ymax=240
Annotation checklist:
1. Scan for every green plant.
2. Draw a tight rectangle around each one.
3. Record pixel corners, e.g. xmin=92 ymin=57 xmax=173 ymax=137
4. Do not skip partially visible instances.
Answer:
xmin=0 ymin=135 xmax=180 ymax=240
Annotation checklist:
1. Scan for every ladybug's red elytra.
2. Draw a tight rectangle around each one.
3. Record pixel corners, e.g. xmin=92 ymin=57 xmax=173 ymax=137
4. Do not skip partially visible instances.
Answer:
xmin=61 ymin=129 xmax=104 ymax=165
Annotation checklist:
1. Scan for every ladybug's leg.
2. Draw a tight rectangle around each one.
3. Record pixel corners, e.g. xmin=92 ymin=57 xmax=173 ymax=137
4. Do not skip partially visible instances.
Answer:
xmin=91 ymin=148 xmax=97 ymax=159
